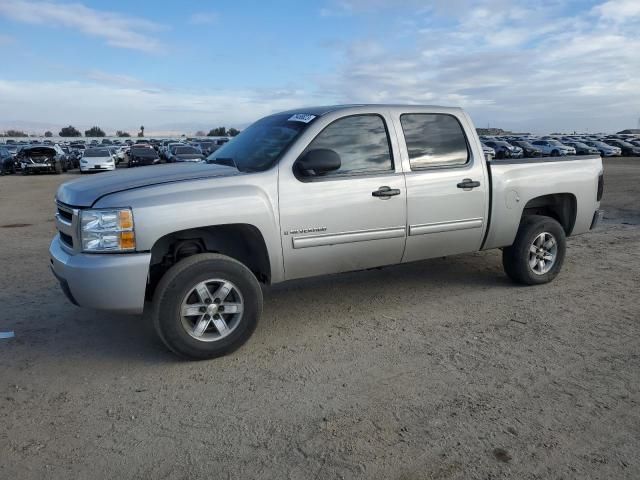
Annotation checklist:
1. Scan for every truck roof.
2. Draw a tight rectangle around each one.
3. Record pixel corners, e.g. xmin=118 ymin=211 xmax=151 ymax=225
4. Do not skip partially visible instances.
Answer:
xmin=276 ymin=104 xmax=463 ymax=117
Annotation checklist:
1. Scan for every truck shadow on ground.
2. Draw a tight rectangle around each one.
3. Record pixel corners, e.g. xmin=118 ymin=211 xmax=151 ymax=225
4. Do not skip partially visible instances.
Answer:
xmin=8 ymin=252 xmax=515 ymax=364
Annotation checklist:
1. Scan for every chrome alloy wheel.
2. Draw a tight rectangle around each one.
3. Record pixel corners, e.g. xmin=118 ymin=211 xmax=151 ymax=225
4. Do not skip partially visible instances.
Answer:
xmin=528 ymin=232 xmax=557 ymax=275
xmin=180 ymin=279 xmax=244 ymax=342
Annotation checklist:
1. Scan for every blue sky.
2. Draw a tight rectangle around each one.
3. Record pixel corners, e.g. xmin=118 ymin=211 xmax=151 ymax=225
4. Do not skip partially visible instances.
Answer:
xmin=0 ymin=0 xmax=639 ymax=134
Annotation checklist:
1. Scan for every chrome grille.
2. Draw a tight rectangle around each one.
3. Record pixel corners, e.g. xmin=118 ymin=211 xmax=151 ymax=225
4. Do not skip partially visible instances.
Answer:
xmin=55 ymin=201 xmax=80 ymax=251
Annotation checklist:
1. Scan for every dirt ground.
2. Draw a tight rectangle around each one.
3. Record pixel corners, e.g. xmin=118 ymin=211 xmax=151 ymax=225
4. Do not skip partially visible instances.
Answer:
xmin=0 ymin=159 xmax=638 ymax=480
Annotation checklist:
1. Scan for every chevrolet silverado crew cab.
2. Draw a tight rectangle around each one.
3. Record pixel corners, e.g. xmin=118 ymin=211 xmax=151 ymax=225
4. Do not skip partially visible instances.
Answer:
xmin=50 ymin=105 xmax=604 ymax=359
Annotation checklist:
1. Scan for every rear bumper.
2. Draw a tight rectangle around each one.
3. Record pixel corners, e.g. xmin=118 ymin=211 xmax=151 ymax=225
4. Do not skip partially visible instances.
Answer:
xmin=49 ymin=235 xmax=151 ymax=314
xmin=590 ymin=210 xmax=604 ymax=230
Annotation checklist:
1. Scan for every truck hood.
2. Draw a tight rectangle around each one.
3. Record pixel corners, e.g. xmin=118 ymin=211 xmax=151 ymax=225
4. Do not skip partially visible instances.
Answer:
xmin=57 ymin=162 xmax=239 ymax=207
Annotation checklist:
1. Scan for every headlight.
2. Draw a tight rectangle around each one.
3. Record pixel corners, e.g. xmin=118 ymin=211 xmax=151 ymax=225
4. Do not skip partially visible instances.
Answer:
xmin=81 ymin=159 xmax=88 ymax=164
xmin=80 ymin=208 xmax=135 ymax=252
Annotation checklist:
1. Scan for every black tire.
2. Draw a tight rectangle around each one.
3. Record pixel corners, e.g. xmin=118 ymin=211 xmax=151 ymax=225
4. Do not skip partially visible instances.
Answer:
xmin=502 ymin=215 xmax=566 ymax=285
xmin=152 ymin=253 xmax=263 ymax=360
xmin=551 ymin=150 xmax=559 ymax=157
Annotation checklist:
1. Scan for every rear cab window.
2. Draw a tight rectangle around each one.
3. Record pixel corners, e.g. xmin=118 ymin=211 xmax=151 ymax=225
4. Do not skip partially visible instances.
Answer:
xmin=400 ymin=113 xmax=469 ymax=169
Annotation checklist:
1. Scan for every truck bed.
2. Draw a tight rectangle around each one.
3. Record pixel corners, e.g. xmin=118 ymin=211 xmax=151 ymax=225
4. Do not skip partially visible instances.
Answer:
xmin=483 ymin=155 xmax=603 ymax=250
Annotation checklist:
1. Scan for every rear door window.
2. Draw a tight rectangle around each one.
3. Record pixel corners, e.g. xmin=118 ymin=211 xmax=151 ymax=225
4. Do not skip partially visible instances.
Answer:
xmin=400 ymin=114 xmax=469 ymax=169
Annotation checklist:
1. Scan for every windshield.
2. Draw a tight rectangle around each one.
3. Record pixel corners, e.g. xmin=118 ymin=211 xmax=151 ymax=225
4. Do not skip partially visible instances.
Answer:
xmin=175 ymin=146 xmax=200 ymax=155
xmin=131 ymin=148 xmax=158 ymax=157
xmin=206 ymin=113 xmax=314 ymax=172
xmin=85 ymin=149 xmax=110 ymax=157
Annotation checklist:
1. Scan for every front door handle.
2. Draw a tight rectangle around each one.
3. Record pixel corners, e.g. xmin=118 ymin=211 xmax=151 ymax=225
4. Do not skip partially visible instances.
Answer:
xmin=457 ymin=178 xmax=481 ymax=190
xmin=372 ymin=186 xmax=401 ymax=198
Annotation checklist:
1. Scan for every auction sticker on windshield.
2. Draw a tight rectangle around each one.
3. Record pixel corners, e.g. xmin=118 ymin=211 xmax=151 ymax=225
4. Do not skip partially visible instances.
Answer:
xmin=288 ymin=114 xmax=316 ymax=123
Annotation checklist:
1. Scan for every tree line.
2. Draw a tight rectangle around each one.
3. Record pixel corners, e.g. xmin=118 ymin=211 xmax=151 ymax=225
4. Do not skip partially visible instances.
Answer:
xmin=3 ymin=125 xmax=242 ymax=137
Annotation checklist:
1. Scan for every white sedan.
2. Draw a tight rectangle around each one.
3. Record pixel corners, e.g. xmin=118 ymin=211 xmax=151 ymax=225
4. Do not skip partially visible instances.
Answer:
xmin=80 ymin=148 xmax=116 ymax=173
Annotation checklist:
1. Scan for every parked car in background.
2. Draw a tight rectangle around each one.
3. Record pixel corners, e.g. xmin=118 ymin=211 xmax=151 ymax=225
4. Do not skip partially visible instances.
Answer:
xmin=510 ymin=140 xmax=543 ymax=157
xmin=481 ymin=143 xmax=495 ymax=159
xmin=483 ymin=140 xmax=523 ymax=159
xmin=191 ymin=141 xmax=220 ymax=156
xmin=4 ymin=144 xmax=19 ymax=159
xmin=168 ymin=145 xmax=203 ymax=162
xmin=0 ymin=145 xmax=15 ymax=174
xmin=531 ymin=140 xmax=575 ymax=156
xmin=161 ymin=142 xmax=184 ymax=160
xmin=583 ymin=141 xmax=622 ymax=157
xmin=58 ymin=145 xmax=79 ymax=169
xmin=18 ymin=145 xmax=67 ymax=174
xmin=115 ymin=146 xmax=129 ymax=164
xmin=167 ymin=145 xmax=205 ymax=163
xmin=127 ymin=145 xmax=160 ymax=167
xmin=603 ymin=139 xmax=640 ymax=156
xmin=563 ymin=141 xmax=600 ymax=156
xmin=80 ymin=148 xmax=116 ymax=173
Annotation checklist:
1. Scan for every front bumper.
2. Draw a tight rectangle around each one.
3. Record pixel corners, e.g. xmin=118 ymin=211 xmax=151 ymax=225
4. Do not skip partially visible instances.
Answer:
xmin=49 ymin=235 xmax=151 ymax=314
xmin=24 ymin=163 xmax=55 ymax=172
xmin=80 ymin=164 xmax=115 ymax=172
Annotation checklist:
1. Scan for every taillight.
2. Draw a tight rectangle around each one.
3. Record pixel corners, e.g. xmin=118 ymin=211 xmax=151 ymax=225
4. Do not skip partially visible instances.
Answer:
xmin=597 ymin=173 xmax=604 ymax=201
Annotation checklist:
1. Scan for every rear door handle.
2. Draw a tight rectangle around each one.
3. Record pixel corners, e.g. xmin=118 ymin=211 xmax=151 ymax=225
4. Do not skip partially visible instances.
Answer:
xmin=457 ymin=179 xmax=481 ymax=190
xmin=372 ymin=186 xmax=401 ymax=198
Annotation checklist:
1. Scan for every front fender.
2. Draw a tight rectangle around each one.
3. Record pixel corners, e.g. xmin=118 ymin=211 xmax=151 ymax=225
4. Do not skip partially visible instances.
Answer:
xmin=94 ymin=170 xmax=285 ymax=282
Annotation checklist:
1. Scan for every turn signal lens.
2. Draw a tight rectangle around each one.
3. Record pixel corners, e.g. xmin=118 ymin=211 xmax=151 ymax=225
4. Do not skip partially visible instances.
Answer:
xmin=119 ymin=210 xmax=133 ymax=229
xmin=120 ymin=231 xmax=136 ymax=249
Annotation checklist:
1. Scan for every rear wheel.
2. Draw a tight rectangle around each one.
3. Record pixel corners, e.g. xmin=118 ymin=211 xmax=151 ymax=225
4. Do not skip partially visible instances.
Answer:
xmin=152 ymin=253 xmax=262 ymax=360
xmin=502 ymin=215 xmax=566 ymax=285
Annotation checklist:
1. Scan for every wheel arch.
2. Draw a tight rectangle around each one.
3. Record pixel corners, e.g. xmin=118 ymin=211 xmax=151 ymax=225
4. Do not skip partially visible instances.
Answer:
xmin=146 ymin=223 xmax=271 ymax=300
xmin=521 ymin=193 xmax=577 ymax=235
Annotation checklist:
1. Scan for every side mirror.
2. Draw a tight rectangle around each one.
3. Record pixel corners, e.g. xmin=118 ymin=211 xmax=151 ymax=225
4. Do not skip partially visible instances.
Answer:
xmin=296 ymin=149 xmax=341 ymax=176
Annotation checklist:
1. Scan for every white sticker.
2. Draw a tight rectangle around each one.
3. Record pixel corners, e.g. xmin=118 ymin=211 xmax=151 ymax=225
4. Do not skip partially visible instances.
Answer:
xmin=288 ymin=113 xmax=316 ymax=123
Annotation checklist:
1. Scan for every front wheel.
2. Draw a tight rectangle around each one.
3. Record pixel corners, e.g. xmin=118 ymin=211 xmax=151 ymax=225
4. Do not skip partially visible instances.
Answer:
xmin=502 ymin=215 xmax=566 ymax=285
xmin=152 ymin=253 xmax=263 ymax=359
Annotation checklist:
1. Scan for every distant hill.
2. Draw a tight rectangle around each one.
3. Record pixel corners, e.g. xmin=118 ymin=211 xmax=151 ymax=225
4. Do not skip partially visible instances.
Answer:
xmin=476 ymin=128 xmax=530 ymax=136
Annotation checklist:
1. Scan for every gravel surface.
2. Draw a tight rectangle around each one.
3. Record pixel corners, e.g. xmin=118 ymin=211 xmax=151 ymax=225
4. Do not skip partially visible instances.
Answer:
xmin=0 ymin=158 xmax=638 ymax=479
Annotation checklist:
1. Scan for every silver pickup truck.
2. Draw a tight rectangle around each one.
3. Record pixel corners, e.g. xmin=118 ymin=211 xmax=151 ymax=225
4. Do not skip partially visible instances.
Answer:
xmin=50 ymin=105 xmax=604 ymax=359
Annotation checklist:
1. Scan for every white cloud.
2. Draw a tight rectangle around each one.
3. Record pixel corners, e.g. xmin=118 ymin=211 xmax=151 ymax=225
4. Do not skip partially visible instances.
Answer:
xmin=0 ymin=78 xmax=324 ymax=134
xmin=594 ymin=0 xmax=640 ymax=22
xmin=0 ymin=0 xmax=166 ymax=53
xmin=317 ymin=0 xmax=640 ymax=132
xmin=1 ymin=0 xmax=638 ymax=133
xmin=189 ymin=12 xmax=219 ymax=25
